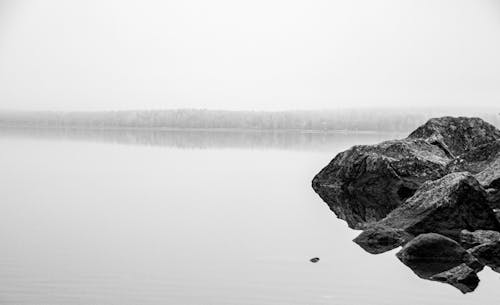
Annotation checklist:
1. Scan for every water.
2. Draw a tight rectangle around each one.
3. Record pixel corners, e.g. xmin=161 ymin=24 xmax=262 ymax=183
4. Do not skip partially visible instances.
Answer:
xmin=0 ymin=129 xmax=499 ymax=305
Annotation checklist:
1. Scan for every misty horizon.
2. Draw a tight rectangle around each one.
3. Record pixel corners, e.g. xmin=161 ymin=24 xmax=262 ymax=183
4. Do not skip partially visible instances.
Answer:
xmin=1 ymin=0 xmax=500 ymax=111
xmin=1 ymin=107 xmax=499 ymax=132
xmin=2 ymin=105 xmax=500 ymax=112
xmin=2 ymin=1 xmax=500 ymax=304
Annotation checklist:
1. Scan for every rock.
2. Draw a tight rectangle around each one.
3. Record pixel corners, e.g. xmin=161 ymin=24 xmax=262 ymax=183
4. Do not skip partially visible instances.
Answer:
xmin=353 ymin=225 xmax=413 ymax=254
xmin=486 ymin=189 xmax=500 ymax=210
xmin=474 ymin=155 xmax=500 ymax=188
xmin=430 ymin=264 xmax=480 ymax=294
xmin=312 ymin=116 xmax=500 ymax=292
xmin=468 ymin=241 xmax=500 ymax=273
xmin=396 ymin=233 xmax=483 ymax=293
xmin=447 ymin=140 xmax=500 ymax=174
xmin=375 ymin=172 xmax=500 ymax=241
xmin=312 ymin=138 xmax=450 ymax=228
xmin=396 ymin=233 xmax=481 ymax=270
xmin=407 ymin=117 xmax=500 ymax=157
xmin=312 ymin=117 xmax=500 ymax=229
xmin=459 ymin=229 xmax=500 ymax=248
xmin=309 ymin=257 xmax=320 ymax=263
xmin=447 ymin=145 xmax=500 ymax=208
xmin=353 ymin=178 xmax=500 ymax=254
xmin=495 ymin=209 xmax=500 ymax=223
xmin=474 ymin=156 xmax=500 ymax=209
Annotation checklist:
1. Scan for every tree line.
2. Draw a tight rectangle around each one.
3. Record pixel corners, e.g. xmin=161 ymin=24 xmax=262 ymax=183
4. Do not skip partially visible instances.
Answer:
xmin=0 ymin=108 xmax=498 ymax=132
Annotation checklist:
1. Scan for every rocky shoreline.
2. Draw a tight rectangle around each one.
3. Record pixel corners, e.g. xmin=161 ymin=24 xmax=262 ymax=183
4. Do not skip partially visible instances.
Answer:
xmin=312 ymin=117 xmax=500 ymax=293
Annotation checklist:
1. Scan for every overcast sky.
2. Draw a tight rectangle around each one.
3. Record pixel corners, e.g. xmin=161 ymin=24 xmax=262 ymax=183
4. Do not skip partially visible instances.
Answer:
xmin=0 ymin=0 xmax=499 ymax=111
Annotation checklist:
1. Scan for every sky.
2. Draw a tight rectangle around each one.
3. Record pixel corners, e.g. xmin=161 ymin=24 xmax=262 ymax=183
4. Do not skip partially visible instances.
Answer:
xmin=0 ymin=0 xmax=499 ymax=111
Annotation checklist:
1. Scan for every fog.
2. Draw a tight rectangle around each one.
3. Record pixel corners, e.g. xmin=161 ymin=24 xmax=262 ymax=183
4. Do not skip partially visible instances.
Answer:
xmin=1 ymin=0 xmax=500 ymax=111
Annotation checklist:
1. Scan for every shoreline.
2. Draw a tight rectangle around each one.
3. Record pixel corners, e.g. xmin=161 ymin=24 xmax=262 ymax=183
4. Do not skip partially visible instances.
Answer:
xmin=0 ymin=124 xmax=402 ymax=135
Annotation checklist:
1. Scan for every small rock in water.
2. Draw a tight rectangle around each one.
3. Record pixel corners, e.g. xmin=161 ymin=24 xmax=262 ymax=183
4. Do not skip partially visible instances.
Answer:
xmin=310 ymin=257 xmax=320 ymax=263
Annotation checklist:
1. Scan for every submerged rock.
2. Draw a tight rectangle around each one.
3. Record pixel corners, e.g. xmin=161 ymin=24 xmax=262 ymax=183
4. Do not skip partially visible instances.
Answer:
xmin=396 ymin=233 xmax=483 ymax=293
xmin=396 ymin=233 xmax=481 ymax=268
xmin=430 ymin=264 xmax=480 ymax=294
xmin=353 ymin=225 xmax=413 ymax=254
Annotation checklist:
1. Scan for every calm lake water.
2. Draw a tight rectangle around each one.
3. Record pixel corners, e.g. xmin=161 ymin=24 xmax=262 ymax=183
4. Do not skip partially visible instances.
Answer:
xmin=0 ymin=128 xmax=499 ymax=305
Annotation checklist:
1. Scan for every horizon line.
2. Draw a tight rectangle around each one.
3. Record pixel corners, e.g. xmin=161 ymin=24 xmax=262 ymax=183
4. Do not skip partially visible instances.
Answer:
xmin=1 ymin=106 xmax=500 ymax=113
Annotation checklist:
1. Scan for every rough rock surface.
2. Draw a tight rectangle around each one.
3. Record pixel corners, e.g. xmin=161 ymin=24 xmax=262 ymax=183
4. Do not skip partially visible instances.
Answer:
xmin=363 ymin=173 xmax=500 ymax=243
xmin=430 ymin=264 xmax=480 ymax=294
xmin=396 ymin=233 xmax=483 ymax=293
xmin=460 ymin=230 xmax=500 ymax=249
xmin=313 ymin=117 xmax=500 ymax=229
xmin=407 ymin=117 xmax=500 ymax=157
xmin=396 ymin=233 xmax=481 ymax=269
xmin=313 ymin=116 xmax=500 ymax=292
xmin=486 ymin=190 xmax=500 ymax=210
xmin=468 ymin=241 xmax=500 ymax=273
xmin=312 ymin=139 xmax=450 ymax=228
xmin=475 ymin=157 xmax=500 ymax=188
xmin=447 ymin=140 xmax=500 ymax=174
xmin=475 ymin=156 xmax=500 ymax=209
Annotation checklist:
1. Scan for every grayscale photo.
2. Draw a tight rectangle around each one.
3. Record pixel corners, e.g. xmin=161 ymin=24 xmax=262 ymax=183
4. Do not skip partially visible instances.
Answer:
xmin=1 ymin=0 xmax=500 ymax=304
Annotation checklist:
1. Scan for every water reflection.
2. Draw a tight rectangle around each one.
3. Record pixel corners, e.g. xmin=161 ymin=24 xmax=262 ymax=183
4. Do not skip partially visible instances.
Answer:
xmin=2 ymin=128 xmax=500 ymax=304
xmin=0 ymin=126 xmax=401 ymax=151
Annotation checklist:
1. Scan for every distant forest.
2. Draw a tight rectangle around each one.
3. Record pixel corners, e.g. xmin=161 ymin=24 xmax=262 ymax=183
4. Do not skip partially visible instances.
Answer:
xmin=0 ymin=109 xmax=499 ymax=132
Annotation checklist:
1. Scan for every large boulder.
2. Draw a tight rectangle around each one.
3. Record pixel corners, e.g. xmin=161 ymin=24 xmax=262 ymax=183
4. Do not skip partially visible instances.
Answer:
xmin=313 ymin=116 xmax=500 ymax=292
xmin=312 ymin=139 xmax=450 ymax=228
xmin=353 ymin=173 xmax=500 ymax=254
xmin=312 ymin=117 xmax=500 ymax=229
xmin=374 ymin=172 xmax=500 ymax=241
xmin=396 ymin=233 xmax=483 ymax=293
xmin=407 ymin=117 xmax=500 ymax=157
xmin=379 ymin=172 xmax=500 ymax=240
